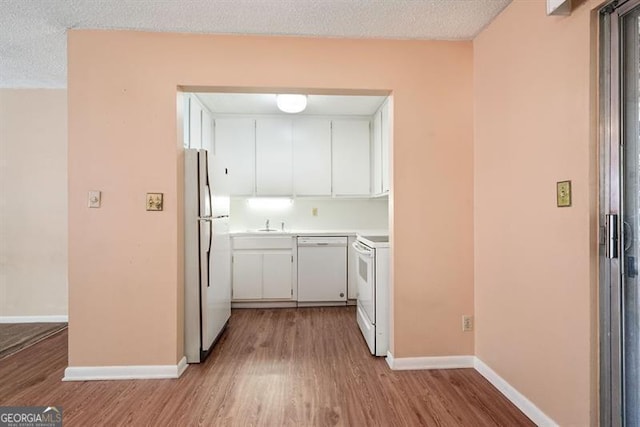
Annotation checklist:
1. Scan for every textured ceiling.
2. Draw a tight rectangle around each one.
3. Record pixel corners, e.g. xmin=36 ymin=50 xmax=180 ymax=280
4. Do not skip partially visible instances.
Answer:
xmin=0 ymin=0 xmax=511 ymax=88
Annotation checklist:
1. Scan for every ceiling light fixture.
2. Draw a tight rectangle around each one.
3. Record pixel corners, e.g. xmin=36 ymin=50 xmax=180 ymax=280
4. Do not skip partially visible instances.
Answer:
xmin=276 ymin=94 xmax=307 ymax=113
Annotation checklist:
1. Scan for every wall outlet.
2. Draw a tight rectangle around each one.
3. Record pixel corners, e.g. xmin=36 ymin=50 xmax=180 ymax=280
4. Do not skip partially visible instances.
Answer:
xmin=312 ymin=207 xmax=318 ymax=216
xmin=462 ymin=315 xmax=473 ymax=332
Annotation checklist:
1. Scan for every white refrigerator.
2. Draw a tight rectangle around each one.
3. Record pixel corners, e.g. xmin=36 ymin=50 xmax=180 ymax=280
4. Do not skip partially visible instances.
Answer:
xmin=184 ymin=149 xmax=231 ymax=363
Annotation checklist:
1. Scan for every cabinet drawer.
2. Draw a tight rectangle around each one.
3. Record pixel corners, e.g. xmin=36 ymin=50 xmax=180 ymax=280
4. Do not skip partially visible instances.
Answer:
xmin=233 ymin=236 xmax=293 ymax=250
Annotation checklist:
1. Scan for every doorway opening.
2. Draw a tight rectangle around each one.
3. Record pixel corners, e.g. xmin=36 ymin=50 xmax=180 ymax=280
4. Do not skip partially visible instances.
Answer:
xmin=178 ymin=88 xmax=393 ymax=363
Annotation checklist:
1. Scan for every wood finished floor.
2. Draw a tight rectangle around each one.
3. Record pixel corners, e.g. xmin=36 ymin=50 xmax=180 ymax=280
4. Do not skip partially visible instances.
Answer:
xmin=0 ymin=307 xmax=534 ymax=426
xmin=0 ymin=322 xmax=67 ymax=360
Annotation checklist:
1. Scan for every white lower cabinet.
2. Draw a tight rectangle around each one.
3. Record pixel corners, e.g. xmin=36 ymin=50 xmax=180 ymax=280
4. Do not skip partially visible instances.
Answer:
xmin=232 ymin=234 xmax=362 ymax=304
xmin=232 ymin=253 xmax=263 ymax=299
xmin=232 ymin=237 xmax=294 ymax=301
xmin=262 ymin=253 xmax=293 ymax=298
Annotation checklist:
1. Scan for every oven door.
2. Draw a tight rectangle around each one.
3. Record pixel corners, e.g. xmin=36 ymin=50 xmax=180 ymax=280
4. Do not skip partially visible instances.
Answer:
xmin=353 ymin=240 xmax=375 ymax=324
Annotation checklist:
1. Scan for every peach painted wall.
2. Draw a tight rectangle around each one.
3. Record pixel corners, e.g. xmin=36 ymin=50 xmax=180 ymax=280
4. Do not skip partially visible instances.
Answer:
xmin=0 ymin=89 xmax=68 ymax=317
xmin=474 ymin=1 xmax=599 ymax=425
xmin=67 ymin=31 xmax=474 ymax=366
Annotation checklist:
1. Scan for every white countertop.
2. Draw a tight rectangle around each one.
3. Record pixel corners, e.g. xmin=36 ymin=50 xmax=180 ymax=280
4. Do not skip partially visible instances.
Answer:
xmin=230 ymin=229 xmax=388 ymax=238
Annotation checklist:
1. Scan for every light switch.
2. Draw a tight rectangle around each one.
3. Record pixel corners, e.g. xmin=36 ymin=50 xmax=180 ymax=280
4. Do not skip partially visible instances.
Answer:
xmin=146 ymin=193 xmax=163 ymax=211
xmin=312 ymin=207 xmax=318 ymax=217
xmin=556 ymin=180 xmax=571 ymax=207
xmin=88 ymin=190 xmax=101 ymax=208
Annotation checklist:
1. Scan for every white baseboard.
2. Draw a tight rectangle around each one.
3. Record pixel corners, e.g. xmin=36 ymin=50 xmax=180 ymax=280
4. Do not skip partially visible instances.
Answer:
xmin=474 ymin=358 xmax=557 ymax=427
xmin=385 ymin=351 xmax=475 ymax=370
xmin=231 ymin=301 xmax=297 ymax=309
xmin=297 ymin=302 xmax=348 ymax=308
xmin=385 ymin=352 xmax=556 ymax=425
xmin=0 ymin=315 xmax=68 ymax=323
xmin=63 ymin=356 xmax=188 ymax=381
xmin=176 ymin=356 xmax=188 ymax=377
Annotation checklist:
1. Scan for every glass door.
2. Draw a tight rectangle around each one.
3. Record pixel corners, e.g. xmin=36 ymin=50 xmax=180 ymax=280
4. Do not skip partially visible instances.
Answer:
xmin=622 ymin=6 xmax=640 ymax=424
xmin=602 ymin=1 xmax=640 ymax=425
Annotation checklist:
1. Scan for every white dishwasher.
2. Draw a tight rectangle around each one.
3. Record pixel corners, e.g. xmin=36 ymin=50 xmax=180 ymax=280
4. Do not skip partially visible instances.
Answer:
xmin=297 ymin=236 xmax=348 ymax=303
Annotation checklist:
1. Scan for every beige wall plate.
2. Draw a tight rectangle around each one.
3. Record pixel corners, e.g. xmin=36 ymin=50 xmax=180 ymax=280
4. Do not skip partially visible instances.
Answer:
xmin=556 ymin=180 xmax=571 ymax=207
xmin=146 ymin=193 xmax=163 ymax=211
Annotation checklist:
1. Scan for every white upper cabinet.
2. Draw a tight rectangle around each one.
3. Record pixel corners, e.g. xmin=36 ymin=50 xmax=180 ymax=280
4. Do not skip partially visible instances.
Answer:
xmin=188 ymin=97 xmax=203 ymax=149
xmin=293 ymin=118 xmax=332 ymax=196
xmin=183 ymin=96 xmax=190 ymax=148
xmin=201 ymin=109 xmax=214 ymax=153
xmin=371 ymin=99 xmax=390 ymax=196
xmin=381 ymin=100 xmax=390 ymax=194
xmin=201 ymin=109 xmax=215 ymax=193
xmin=209 ymin=113 xmax=376 ymax=198
xmin=256 ymin=118 xmax=293 ymax=196
xmin=214 ymin=118 xmax=255 ymax=196
xmin=372 ymin=110 xmax=383 ymax=195
xmin=332 ymin=119 xmax=371 ymax=196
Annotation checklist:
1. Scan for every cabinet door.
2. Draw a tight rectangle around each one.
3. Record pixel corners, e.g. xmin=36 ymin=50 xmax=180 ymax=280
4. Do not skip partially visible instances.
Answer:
xmin=232 ymin=252 xmax=263 ymax=300
xmin=201 ymin=109 xmax=214 ymax=153
xmin=293 ymin=119 xmax=332 ymax=196
xmin=189 ymin=97 xmax=202 ymax=149
xmin=262 ymin=252 xmax=293 ymax=299
xmin=183 ymin=95 xmax=190 ymax=148
xmin=332 ymin=120 xmax=371 ymax=196
xmin=214 ymin=118 xmax=255 ymax=196
xmin=381 ymin=100 xmax=390 ymax=193
xmin=371 ymin=110 xmax=383 ymax=195
xmin=256 ymin=118 xmax=293 ymax=196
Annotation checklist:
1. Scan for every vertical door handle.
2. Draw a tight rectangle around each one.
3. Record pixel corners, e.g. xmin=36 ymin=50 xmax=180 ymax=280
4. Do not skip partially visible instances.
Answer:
xmin=606 ymin=214 xmax=619 ymax=259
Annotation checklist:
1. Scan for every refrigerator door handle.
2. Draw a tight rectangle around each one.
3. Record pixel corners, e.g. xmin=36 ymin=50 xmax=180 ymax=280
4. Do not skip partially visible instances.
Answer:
xmin=206 ymin=183 xmax=213 ymax=218
xmin=208 ymin=221 xmax=213 ymax=254
xmin=207 ymin=219 xmax=212 ymax=288
xmin=206 ymin=243 xmax=212 ymax=288
xmin=205 ymin=151 xmax=213 ymax=218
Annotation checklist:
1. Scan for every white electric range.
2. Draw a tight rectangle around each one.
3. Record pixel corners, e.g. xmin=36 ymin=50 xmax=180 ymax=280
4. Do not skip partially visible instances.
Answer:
xmin=352 ymin=234 xmax=389 ymax=356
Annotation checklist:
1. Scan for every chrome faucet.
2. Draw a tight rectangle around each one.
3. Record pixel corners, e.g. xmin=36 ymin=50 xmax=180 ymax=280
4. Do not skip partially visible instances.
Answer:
xmin=281 ymin=221 xmax=285 ymax=231
xmin=265 ymin=219 xmax=270 ymax=230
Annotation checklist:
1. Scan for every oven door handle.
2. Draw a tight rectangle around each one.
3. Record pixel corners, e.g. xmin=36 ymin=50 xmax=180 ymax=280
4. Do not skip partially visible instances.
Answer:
xmin=352 ymin=242 xmax=373 ymax=257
